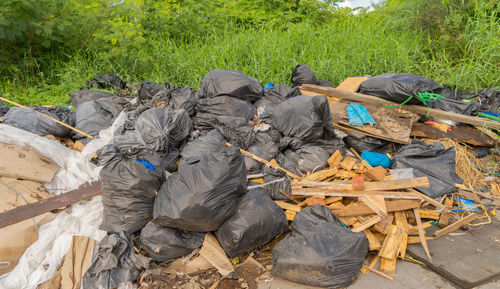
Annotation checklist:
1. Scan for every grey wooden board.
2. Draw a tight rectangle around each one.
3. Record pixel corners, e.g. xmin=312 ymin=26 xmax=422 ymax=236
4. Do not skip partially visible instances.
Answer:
xmin=407 ymin=218 xmax=500 ymax=289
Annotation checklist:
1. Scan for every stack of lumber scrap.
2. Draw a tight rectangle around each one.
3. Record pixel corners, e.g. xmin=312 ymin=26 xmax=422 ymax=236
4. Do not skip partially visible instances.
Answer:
xmin=274 ymin=149 xmax=442 ymax=279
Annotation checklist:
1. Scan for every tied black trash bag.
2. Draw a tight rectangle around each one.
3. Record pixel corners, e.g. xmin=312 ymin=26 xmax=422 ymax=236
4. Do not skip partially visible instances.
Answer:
xmin=153 ymin=146 xmax=247 ymax=232
xmin=391 ymin=141 xmax=463 ymax=198
xmin=135 ymin=108 xmax=192 ymax=151
xmin=245 ymin=129 xmax=280 ymax=174
xmin=290 ymin=64 xmax=333 ymax=87
xmin=428 ymin=98 xmax=482 ymax=116
xmin=99 ymin=145 xmax=167 ymax=234
xmin=358 ymin=73 xmax=442 ymax=104
xmin=213 ymin=116 xmax=256 ymax=150
xmin=193 ymin=96 xmax=256 ymax=130
xmin=74 ymin=99 xmax=120 ymax=140
xmin=254 ymin=84 xmax=301 ymax=111
xmin=263 ymin=166 xmax=291 ymax=200
xmin=197 ymin=69 xmax=263 ymax=103
xmin=3 ymin=106 xmax=75 ymax=137
xmin=215 ymin=188 xmax=289 ymax=258
xmin=68 ymin=90 xmax=114 ymax=107
xmin=179 ymin=129 xmax=226 ymax=167
xmin=139 ymin=221 xmax=205 ymax=262
xmin=277 ymin=144 xmax=330 ymax=176
xmin=272 ymin=205 xmax=368 ymax=288
xmin=271 ymin=94 xmax=335 ymax=144
xmin=139 ymin=80 xmax=165 ymax=102
xmin=82 ymin=232 xmax=150 ymax=289
xmin=166 ymin=83 xmax=197 ymax=116
xmin=86 ymin=73 xmax=127 ymax=90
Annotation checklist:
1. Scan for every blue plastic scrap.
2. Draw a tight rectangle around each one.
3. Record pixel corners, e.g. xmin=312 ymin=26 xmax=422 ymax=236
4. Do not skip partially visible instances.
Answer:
xmin=263 ymin=82 xmax=275 ymax=90
xmin=136 ymin=158 xmax=156 ymax=171
xmin=361 ymin=151 xmax=391 ymax=168
xmin=347 ymin=103 xmax=376 ymax=126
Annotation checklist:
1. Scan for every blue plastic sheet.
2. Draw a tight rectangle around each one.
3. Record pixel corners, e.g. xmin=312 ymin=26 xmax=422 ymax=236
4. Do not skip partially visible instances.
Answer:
xmin=361 ymin=151 xmax=391 ymax=168
xmin=347 ymin=103 xmax=376 ymax=126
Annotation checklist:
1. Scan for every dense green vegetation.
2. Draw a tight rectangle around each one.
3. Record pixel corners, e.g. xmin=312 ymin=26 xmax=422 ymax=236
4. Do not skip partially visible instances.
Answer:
xmin=0 ymin=0 xmax=498 ymax=105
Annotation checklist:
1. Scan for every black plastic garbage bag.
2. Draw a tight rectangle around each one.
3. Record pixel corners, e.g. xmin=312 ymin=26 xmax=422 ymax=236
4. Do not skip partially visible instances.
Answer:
xmin=99 ymin=145 xmax=168 ymax=234
xmin=271 ymin=94 xmax=335 ymax=143
xmin=272 ymin=205 xmax=368 ymax=288
xmin=255 ymin=84 xmax=302 ymax=109
xmin=135 ymin=108 xmax=192 ymax=151
xmin=86 ymin=73 xmax=127 ymax=90
xmin=262 ymin=166 xmax=291 ymax=200
xmin=139 ymin=80 xmax=165 ymax=102
xmin=358 ymin=73 xmax=442 ymax=104
xmin=277 ymin=144 xmax=330 ymax=176
xmin=391 ymin=141 xmax=463 ymax=198
xmin=197 ymin=69 xmax=263 ymax=103
xmin=74 ymin=99 xmax=120 ymax=139
xmin=4 ymin=106 xmax=75 ymax=137
xmin=291 ymin=64 xmax=333 ymax=87
xmin=344 ymin=135 xmax=390 ymax=154
xmin=213 ymin=116 xmax=256 ymax=150
xmin=68 ymin=90 xmax=114 ymax=107
xmin=0 ymin=102 xmax=10 ymax=116
xmin=139 ymin=221 xmax=205 ymax=262
xmin=82 ymin=232 xmax=150 ymax=289
xmin=195 ymin=96 xmax=255 ymax=121
xmin=428 ymin=98 xmax=482 ymax=116
xmin=245 ymin=129 xmax=280 ymax=173
xmin=166 ymin=84 xmax=197 ymax=116
xmin=153 ymin=146 xmax=247 ymax=232
xmin=215 ymin=188 xmax=289 ymax=258
xmin=179 ymin=129 xmax=226 ymax=167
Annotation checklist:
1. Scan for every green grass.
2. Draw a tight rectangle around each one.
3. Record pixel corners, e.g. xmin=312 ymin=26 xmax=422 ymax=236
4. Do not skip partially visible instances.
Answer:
xmin=1 ymin=14 xmax=498 ymax=106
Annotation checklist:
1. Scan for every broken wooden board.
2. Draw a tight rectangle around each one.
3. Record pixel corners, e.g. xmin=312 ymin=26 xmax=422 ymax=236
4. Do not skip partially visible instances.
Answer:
xmin=0 ymin=181 xmax=101 ymax=229
xmin=360 ymin=195 xmax=387 ymax=216
xmin=0 ymin=142 xmax=59 ymax=183
xmin=293 ymin=177 xmax=430 ymax=192
xmin=329 ymin=100 xmax=419 ymax=144
xmin=407 ymin=219 xmax=500 ymax=289
xmin=434 ymin=213 xmax=477 ymax=239
xmin=327 ymin=150 xmax=343 ymax=167
xmin=379 ymin=225 xmax=405 ymax=259
xmin=336 ymin=77 xmax=369 ymax=92
xmin=332 ymin=200 xmax=420 ymax=217
xmin=351 ymin=215 xmax=381 ymax=233
xmin=199 ymin=233 xmax=235 ymax=278
xmin=411 ymin=122 xmax=496 ymax=147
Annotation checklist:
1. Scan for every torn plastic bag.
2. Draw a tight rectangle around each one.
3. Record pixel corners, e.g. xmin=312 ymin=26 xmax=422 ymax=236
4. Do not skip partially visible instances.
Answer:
xmin=277 ymin=144 xmax=330 ymax=176
xmin=86 ymin=73 xmax=127 ymax=90
xmin=343 ymin=135 xmax=390 ymax=154
xmin=82 ymin=232 xmax=150 ymax=289
xmin=213 ymin=116 xmax=256 ymax=150
xmin=99 ymin=145 xmax=169 ymax=234
xmin=215 ymin=188 xmax=289 ymax=258
xmin=153 ymin=146 xmax=247 ymax=232
xmin=197 ymin=69 xmax=263 ymax=103
xmin=290 ymin=64 xmax=333 ymax=87
xmin=272 ymin=205 xmax=368 ymax=288
xmin=195 ymin=95 xmax=255 ymax=123
xmin=391 ymin=141 xmax=463 ymax=198
xmin=3 ymin=106 xmax=75 ymax=137
xmin=179 ymin=129 xmax=226 ymax=167
xmin=166 ymin=84 xmax=197 ymax=116
xmin=358 ymin=73 xmax=441 ymax=104
xmin=361 ymin=151 xmax=391 ymax=168
xmin=139 ymin=221 xmax=205 ymax=262
xmin=263 ymin=166 xmax=291 ymax=200
xmin=0 ymin=102 xmax=9 ymax=116
xmin=135 ymin=108 xmax=192 ymax=151
xmin=74 ymin=99 xmax=121 ymax=140
xmin=271 ymin=94 xmax=335 ymax=144
xmin=428 ymin=98 xmax=482 ymax=116
xmin=68 ymin=90 xmax=114 ymax=107
xmin=245 ymin=129 xmax=280 ymax=173
xmin=139 ymin=80 xmax=165 ymax=102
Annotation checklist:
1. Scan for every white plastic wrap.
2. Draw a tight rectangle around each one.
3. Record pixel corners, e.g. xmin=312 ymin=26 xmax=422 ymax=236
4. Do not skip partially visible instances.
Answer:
xmin=0 ymin=112 xmax=127 ymax=289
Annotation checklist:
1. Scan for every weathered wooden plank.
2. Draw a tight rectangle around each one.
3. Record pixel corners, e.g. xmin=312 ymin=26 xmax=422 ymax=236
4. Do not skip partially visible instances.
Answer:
xmin=413 ymin=208 xmax=432 ymax=262
xmin=434 ymin=213 xmax=477 ymax=239
xmin=379 ymin=225 xmax=405 ymax=259
xmin=293 ymin=177 xmax=429 ymax=191
xmin=274 ymin=201 xmax=301 ymax=212
xmin=352 ymin=215 xmax=382 ymax=233
xmin=327 ymin=150 xmax=343 ymax=168
xmin=360 ymin=195 xmax=387 ymax=216
xmin=0 ymin=181 xmax=101 ymax=229
xmin=333 ymin=200 xmax=420 ymax=217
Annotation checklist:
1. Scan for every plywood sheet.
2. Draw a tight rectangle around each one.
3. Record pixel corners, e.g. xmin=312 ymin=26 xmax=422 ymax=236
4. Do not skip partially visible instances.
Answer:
xmin=411 ymin=122 xmax=496 ymax=147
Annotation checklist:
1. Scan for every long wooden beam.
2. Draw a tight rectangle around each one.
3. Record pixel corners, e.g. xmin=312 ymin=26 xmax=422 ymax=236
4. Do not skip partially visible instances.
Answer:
xmin=300 ymin=84 xmax=500 ymax=130
xmin=0 ymin=181 xmax=101 ymax=229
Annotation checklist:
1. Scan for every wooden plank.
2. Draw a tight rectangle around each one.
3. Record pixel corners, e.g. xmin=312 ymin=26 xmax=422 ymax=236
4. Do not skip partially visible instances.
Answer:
xmin=362 ymin=264 xmax=394 ymax=280
xmin=305 ymin=197 xmax=326 ymax=206
xmin=352 ymin=176 xmax=365 ymax=191
xmin=361 ymin=255 xmax=381 ymax=274
xmin=380 ymin=257 xmax=397 ymax=275
xmin=339 ymin=216 xmax=358 ymax=226
xmin=339 ymin=156 xmax=357 ymax=171
xmin=324 ymin=196 xmax=342 ymax=205
xmin=408 ymin=221 xmax=433 ymax=235
xmin=292 ymin=189 xmax=422 ymax=199
xmin=199 ymin=233 xmax=234 ymax=277
xmin=333 ymin=200 xmax=420 ymax=217
xmin=373 ymin=213 xmax=394 ymax=235
xmin=407 ymin=236 xmax=435 ymax=244
xmin=0 ymin=181 xmax=101 ymax=229
xmin=293 ymin=177 xmax=430 ymax=191
xmin=285 ymin=210 xmax=296 ymax=221
xmin=360 ymin=195 xmax=387 ymax=216
xmin=352 ymin=215 xmax=382 ymax=233
xmin=379 ymin=225 xmax=405 ymax=259
xmin=365 ymin=166 xmax=386 ymax=181
xmin=413 ymin=208 xmax=432 ymax=262
xmin=278 ymin=189 xmax=300 ymax=204
xmin=299 ymin=84 xmax=500 ymax=130
xmin=301 ymin=168 xmax=338 ymax=182
xmin=411 ymin=122 xmax=496 ymax=147
xmin=434 ymin=213 xmax=477 ymax=239
xmin=439 ymin=197 xmax=454 ymax=228
xmin=274 ymin=201 xmax=301 ymax=212
xmin=364 ymin=229 xmax=382 ymax=251
xmin=419 ymin=209 xmax=440 ymax=220
xmin=336 ymin=77 xmax=369 ymax=92
xmin=327 ymin=150 xmax=343 ymax=168
xmin=395 ymin=211 xmax=409 ymax=259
